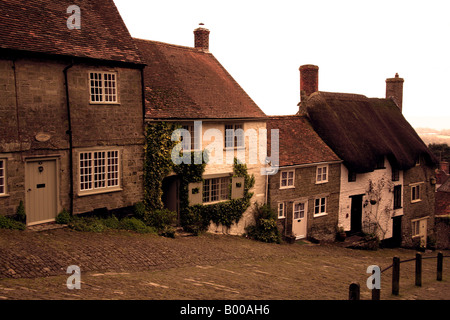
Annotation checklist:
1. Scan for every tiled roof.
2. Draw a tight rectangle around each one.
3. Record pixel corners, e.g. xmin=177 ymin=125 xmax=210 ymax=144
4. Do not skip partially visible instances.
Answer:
xmin=0 ymin=0 xmax=143 ymax=64
xmin=267 ymin=115 xmax=341 ymax=167
xmin=133 ymin=38 xmax=266 ymax=120
xmin=302 ymin=91 xmax=438 ymax=173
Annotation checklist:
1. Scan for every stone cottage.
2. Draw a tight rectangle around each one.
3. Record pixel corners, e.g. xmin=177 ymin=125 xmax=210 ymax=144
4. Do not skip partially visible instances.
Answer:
xmin=266 ymin=115 xmax=342 ymax=242
xmin=0 ymin=0 xmax=145 ymax=225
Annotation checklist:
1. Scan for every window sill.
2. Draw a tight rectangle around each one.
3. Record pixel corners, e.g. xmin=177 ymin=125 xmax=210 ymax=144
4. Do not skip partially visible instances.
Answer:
xmin=315 ymin=180 xmax=328 ymax=185
xmin=203 ymin=199 xmax=231 ymax=205
xmin=411 ymin=199 xmax=422 ymax=204
xmin=0 ymin=193 xmax=10 ymax=198
xmin=89 ymin=102 xmax=120 ymax=105
xmin=223 ymin=147 xmax=245 ymax=151
xmin=313 ymin=212 xmax=328 ymax=218
xmin=78 ymin=187 xmax=122 ymax=197
xmin=279 ymin=186 xmax=295 ymax=190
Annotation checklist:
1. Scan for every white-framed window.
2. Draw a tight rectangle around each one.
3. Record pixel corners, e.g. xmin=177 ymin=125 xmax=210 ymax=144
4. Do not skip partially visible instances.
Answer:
xmin=225 ymin=124 xmax=244 ymax=148
xmin=280 ymin=170 xmax=295 ymax=188
xmin=278 ymin=203 xmax=285 ymax=219
xmin=0 ymin=159 xmax=5 ymax=195
xmin=411 ymin=184 xmax=421 ymax=202
xmin=412 ymin=220 xmax=420 ymax=237
xmin=181 ymin=124 xmax=200 ymax=151
xmin=79 ymin=150 xmax=120 ymax=192
xmin=316 ymin=165 xmax=328 ymax=183
xmin=203 ymin=177 xmax=230 ymax=203
xmin=314 ymin=197 xmax=327 ymax=216
xmin=89 ymin=71 xmax=118 ymax=103
xmin=293 ymin=202 xmax=306 ymax=220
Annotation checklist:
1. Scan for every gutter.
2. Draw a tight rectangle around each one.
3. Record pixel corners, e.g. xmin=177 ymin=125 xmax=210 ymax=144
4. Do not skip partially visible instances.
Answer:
xmin=63 ymin=60 xmax=75 ymax=215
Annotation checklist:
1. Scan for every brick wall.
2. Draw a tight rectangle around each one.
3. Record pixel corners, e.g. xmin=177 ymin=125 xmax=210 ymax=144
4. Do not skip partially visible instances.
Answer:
xmin=268 ymin=163 xmax=341 ymax=241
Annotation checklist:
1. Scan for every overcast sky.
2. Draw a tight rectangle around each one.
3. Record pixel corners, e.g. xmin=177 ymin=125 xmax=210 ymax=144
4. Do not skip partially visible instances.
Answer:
xmin=114 ymin=0 xmax=450 ymax=130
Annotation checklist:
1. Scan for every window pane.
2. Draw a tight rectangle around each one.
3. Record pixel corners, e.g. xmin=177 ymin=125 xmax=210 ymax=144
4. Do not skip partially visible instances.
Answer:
xmin=225 ymin=125 xmax=233 ymax=148
xmin=278 ymin=203 xmax=284 ymax=218
xmin=235 ymin=124 xmax=244 ymax=147
xmin=80 ymin=152 xmax=92 ymax=190
xmin=107 ymin=150 xmax=119 ymax=187
xmin=220 ymin=177 xmax=230 ymax=200
xmin=94 ymin=151 xmax=106 ymax=188
xmin=0 ymin=160 xmax=4 ymax=194
xmin=203 ymin=179 xmax=210 ymax=203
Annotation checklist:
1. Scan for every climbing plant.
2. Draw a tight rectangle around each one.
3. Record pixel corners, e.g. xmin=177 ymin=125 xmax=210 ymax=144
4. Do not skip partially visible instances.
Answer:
xmin=143 ymin=122 xmax=179 ymax=212
xmin=144 ymin=122 xmax=255 ymax=235
xmin=175 ymin=157 xmax=255 ymax=235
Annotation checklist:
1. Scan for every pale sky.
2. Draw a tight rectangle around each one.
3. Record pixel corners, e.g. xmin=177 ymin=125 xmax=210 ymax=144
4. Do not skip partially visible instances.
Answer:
xmin=114 ymin=0 xmax=450 ymax=130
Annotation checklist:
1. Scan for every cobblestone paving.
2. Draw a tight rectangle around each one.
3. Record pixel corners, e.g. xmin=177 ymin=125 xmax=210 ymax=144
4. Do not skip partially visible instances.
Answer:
xmin=0 ymin=228 xmax=449 ymax=300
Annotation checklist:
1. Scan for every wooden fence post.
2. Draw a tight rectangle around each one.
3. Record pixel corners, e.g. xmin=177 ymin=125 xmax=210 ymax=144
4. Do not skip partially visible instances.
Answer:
xmin=392 ymin=257 xmax=400 ymax=295
xmin=349 ymin=282 xmax=360 ymax=300
xmin=415 ymin=252 xmax=422 ymax=287
xmin=372 ymin=288 xmax=380 ymax=300
xmin=437 ymin=252 xmax=443 ymax=281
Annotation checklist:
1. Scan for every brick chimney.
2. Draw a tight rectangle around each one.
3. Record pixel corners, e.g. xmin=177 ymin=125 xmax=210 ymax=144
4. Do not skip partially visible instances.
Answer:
xmin=300 ymin=64 xmax=319 ymax=101
xmin=386 ymin=73 xmax=404 ymax=112
xmin=194 ymin=23 xmax=210 ymax=52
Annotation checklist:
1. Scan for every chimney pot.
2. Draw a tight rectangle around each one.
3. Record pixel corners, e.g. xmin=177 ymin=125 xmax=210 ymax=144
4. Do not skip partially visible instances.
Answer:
xmin=386 ymin=73 xmax=404 ymax=112
xmin=299 ymin=64 xmax=319 ymax=101
xmin=194 ymin=23 xmax=210 ymax=52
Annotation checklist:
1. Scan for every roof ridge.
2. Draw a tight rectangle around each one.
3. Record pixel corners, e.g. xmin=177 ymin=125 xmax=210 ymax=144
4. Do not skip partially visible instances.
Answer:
xmin=133 ymin=37 xmax=206 ymax=53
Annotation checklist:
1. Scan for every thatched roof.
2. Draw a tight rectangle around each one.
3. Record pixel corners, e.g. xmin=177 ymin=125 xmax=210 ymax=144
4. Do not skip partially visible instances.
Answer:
xmin=301 ymin=91 xmax=438 ymax=173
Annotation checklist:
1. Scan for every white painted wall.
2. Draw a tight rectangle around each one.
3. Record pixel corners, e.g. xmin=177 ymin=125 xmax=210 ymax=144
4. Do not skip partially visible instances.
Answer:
xmin=192 ymin=120 xmax=267 ymax=235
xmin=339 ymin=158 xmax=403 ymax=240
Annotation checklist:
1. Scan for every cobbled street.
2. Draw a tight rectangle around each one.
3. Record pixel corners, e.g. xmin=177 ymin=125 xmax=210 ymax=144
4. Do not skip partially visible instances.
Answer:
xmin=0 ymin=228 xmax=449 ymax=300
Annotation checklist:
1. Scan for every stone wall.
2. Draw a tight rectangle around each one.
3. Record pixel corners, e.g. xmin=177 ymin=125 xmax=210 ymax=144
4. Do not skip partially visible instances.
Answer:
xmin=0 ymin=56 xmax=144 ymax=221
xmin=268 ymin=162 xmax=341 ymax=241
xmin=402 ymin=162 xmax=436 ymax=248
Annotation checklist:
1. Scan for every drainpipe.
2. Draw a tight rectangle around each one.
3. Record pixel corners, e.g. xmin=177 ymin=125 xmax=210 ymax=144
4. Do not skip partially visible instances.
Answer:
xmin=63 ymin=60 xmax=75 ymax=215
xmin=12 ymin=59 xmax=24 ymax=161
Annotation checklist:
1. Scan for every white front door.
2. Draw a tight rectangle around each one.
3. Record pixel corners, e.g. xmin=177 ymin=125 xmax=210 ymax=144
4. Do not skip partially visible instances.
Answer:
xmin=292 ymin=201 xmax=307 ymax=239
xmin=25 ymin=159 xmax=58 ymax=226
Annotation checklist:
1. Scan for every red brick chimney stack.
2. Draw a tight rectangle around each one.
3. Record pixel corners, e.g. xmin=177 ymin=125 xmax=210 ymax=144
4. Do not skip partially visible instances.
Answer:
xmin=386 ymin=73 xmax=404 ymax=112
xmin=300 ymin=64 xmax=319 ymax=101
xmin=194 ymin=23 xmax=210 ymax=52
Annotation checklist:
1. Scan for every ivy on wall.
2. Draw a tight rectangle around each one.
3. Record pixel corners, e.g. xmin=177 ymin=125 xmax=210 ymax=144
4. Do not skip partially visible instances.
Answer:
xmin=144 ymin=122 xmax=255 ymax=235
xmin=175 ymin=157 xmax=255 ymax=234
xmin=143 ymin=122 xmax=179 ymax=212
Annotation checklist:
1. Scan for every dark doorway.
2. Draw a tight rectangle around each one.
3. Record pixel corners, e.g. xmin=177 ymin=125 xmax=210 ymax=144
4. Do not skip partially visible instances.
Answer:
xmin=392 ymin=216 xmax=402 ymax=247
xmin=350 ymin=194 xmax=363 ymax=234
xmin=162 ymin=175 xmax=180 ymax=224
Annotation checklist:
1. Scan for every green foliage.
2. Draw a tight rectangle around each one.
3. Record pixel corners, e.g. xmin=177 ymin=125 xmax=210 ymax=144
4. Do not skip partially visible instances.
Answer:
xmin=69 ymin=217 xmax=106 ymax=233
xmin=119 ymin=217 xmax=156 ymax=234
xmin=0 ymin=215 xmax=26 ymax=230
xmin=55 ymin=209 xmax=71 ymax=224
xmin=245 ymin=203 xmax=281 ymax=243
xmin=14 ymin=201 xmax=26 ymax=224
xmin=144 ymin=122 xmax=180 ymax=212
xmin=68 ymin=215 xmax=156 ymax=234
xmin=175 ymin=157 xmax=254 ymax=234
xmin=428 ymin=143 xmax=450 ymax=162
